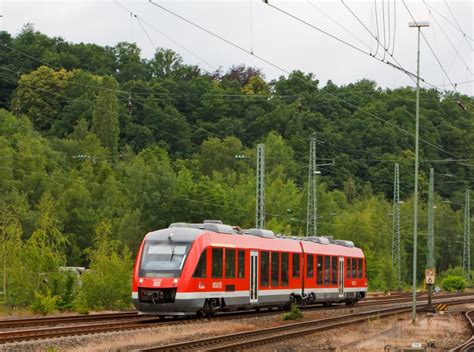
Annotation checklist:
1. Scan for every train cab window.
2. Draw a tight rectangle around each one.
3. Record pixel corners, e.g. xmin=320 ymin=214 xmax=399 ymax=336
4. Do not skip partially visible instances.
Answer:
xmin=225 ymin=249 xmax=235 ymax=278
xmin=271 ymin=252 xmax=280 ymax=286
xmin=316 ymin=256 xmax=323 ymax=285
xmin=192 ymin=249 xmax=207 ymax=278
xmin=351 ymin=258 xmax=357 ymax=278
xmin=212 ymin=248 xmax=223 ymax=278
xmin=324 ymin=256 xmax=330 ymax=285
xmin=346 ymin=257 xmax=351 ymax=279
xmin=364 ymin=259 xmax=367 ymax=278
xmin=260 ymin=251 xmax=269 ymax=286
xmin=357 ymin=258 xmax=363 ymax=279
xmin=281 ymin=252 xmax=289 ymax=286
xmin=237 ymin=250 xmax=245 ymax=278
xmin=331 ymin=256 xmax=338 ymax=285
xmin=306 ymin=254 xmax=314 ymax=278
xmin=292 ymin=253 xmax=301 ymax=278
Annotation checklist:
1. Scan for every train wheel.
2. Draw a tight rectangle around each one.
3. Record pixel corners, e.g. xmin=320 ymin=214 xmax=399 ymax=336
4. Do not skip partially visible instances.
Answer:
xmin=345 ymin=299 xmax=355 ymax=306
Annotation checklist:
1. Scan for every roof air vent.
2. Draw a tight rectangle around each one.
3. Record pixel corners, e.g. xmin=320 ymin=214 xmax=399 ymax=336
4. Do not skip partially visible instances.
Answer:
xmin=243 ymin=228 xmax=275 ymax=239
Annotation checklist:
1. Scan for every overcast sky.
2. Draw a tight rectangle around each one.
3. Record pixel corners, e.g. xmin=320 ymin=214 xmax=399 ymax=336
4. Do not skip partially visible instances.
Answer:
xmin=1 ymin=1 xmax=473 ymax=96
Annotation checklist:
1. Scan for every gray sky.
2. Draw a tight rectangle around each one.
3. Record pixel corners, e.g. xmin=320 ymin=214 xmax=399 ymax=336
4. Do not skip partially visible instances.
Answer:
xmin=1 ymin=0 xmax=473 ymax=96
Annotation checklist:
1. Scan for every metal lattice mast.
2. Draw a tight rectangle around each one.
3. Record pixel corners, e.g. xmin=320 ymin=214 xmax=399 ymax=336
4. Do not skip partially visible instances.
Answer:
xmin=306 ymin=135 xmax=317 ymax=237
xmin=392 ymin=163 xmax=401 ymax=286
xmin=256 ymin=144 xmax=265 ymax=229
xmin=463 ymin=188 xmax=470 ymax=285
xmin=427 ymin=168 xmax=435 ymax=269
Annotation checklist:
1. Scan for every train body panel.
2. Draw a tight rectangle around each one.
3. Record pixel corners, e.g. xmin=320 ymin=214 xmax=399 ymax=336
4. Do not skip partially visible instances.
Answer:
xmin=132 ymin=223 xmax=367 ymax=316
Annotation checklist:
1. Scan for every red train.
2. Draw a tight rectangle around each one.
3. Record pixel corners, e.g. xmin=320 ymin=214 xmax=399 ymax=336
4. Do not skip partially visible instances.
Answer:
xmin=132 ymin=221 xmax=367 ymax=316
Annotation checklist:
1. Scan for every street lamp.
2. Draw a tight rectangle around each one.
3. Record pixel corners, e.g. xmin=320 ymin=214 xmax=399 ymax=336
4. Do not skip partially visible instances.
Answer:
xmin=409 ymin=19 xmax=429 ymax=324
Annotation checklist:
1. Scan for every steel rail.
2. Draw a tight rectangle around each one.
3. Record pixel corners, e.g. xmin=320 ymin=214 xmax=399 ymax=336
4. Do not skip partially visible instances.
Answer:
xmin=137 ymin=296 xmax=474 ymax=352
xmin=0 ymin=311 xmax=139 ymax=329
xmin=450 ymin=309 xmax=474 ymax=351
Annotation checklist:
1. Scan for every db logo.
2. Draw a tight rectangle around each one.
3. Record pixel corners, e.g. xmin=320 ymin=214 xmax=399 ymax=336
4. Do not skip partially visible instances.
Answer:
xmin=212 ymin=282 xmax=222 ymax=289
xmin=198 ymin=282 xmax=205 ymax=289
xmin=153 ymin=279 xmax=162 ymax=287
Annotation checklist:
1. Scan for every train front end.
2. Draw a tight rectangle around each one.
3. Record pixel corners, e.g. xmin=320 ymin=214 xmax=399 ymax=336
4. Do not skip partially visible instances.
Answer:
xmin=132 ymin=227 xmax=203 ymax=316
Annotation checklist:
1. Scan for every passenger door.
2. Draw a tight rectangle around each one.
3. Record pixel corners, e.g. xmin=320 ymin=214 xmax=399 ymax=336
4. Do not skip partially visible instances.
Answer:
xmin=338 ymin=257 xmax=344 ymax=298
xmin=249 ymin=250 xmax=258 ymax=303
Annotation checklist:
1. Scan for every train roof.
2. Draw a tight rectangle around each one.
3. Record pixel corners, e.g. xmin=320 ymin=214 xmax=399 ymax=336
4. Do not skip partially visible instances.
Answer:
xmin=144 ymin=221 xmax=364 ymax=257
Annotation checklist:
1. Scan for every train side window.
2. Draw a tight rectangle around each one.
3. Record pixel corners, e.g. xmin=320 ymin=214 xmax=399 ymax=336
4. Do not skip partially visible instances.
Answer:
xmin=192 ymin=249 xmax=207 ymax=278
xmin=271 ymin=252 xmax=280 ymax=286
xmin=331 ymin=256 xmax=338 ymax=285
xmin=212 ymin=248 xmax=223 ymax=278
xmin=292 ymin=253 xmax=300 ymax=278
xmin=351 ymin=258 xmax=357 ymax=278
xmin=260 ymin=251 xmax=269 ymax=286
xmin=237 ymin=250 xmax=245 ymax=278
xmin=357 ymin=258 xmax=363 ymax=279
xmin=346 ymin=257 xmax=351 ymax=279
xmin=317 ymin=256 xmax=323 ymax=285
xmin=225 ymin=248 xmax=235 ymax=278
xmin=324 ymin=256 xmax=330 ymax=285
xmin=281 ymin=252 xmax=289 ymax=286
xmin=306 ymin=254 xmax=314 ymax=278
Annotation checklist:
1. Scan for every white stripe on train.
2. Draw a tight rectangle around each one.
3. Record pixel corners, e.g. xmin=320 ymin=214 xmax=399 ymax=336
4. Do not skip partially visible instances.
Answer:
xmin=132 ymin=287 xmax=367 ymax=299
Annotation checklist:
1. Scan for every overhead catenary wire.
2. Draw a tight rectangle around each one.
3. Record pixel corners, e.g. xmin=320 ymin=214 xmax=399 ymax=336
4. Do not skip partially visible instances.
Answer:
xmin=423 ymin=0 xmax=474 ymax=78
xmin=147 ymin=0 xmax=466 ymax=162
xmin=381 ymin=0 xmax=386 ymax=60
xmin=114 ymin=0 xmax=218 ymax=72
xmin=308 ymin=0 xmax=371 ymax=51
xmin=373 ymin=0 xmax=381 ymax=58
xmin=423 ymin=1 xmax=473 ymax=49
xmin=402 ymin=0 xmax=458 ymax=92
xmin=443 ymin=0 xmax=473 ymax=51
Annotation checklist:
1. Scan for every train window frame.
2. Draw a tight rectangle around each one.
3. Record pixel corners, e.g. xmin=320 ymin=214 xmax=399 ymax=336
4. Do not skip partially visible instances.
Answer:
xmin=237 ymin=250 xmax=245 ymax=279
xmin=292 ymin=253 xmax=301 ymax=278
xmin=346 ymin=257 xmax=351 ymax=279
xmin=357 ymin=258 xmax=363 ymax=279
xmin=260 ymin=251 xmax=270 ymax=287
xmin=192 ymin=248 xmax=207 ymax=278
xmin=306 ymin=254 xmax=314 ymax=279
xmin=211 ymin=247 xmax=223 ymax=278
xmin=351 ymin=257 xmax=357 ymax=278
xmin=271 ymin=252 xmax=280 ymax=287
xmin=324 ymin=256 xmax=330 ymax=285
xmin=281 ymin=252 xmax=289 ymax=286
xmin=331 ymin=256 xmax=338 ymax=285
xmin=316 ymin=255 xmax=323 ymax=285
xmin=225 ymin=248 xmax=236 ymax=279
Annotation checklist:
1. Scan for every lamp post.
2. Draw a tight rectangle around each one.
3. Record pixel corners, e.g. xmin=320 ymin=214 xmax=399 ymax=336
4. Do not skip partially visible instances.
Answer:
xmin=409 ymin=20 xmax=429 ymax=323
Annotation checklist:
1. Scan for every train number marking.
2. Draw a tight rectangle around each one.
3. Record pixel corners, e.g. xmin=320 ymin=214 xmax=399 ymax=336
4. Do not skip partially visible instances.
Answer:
xmin=212 ymin=282 xmax=222 ymax=289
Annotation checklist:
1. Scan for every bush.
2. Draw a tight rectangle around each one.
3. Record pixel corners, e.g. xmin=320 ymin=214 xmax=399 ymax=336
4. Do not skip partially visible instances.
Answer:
xmin=441 ymin=276 xmax=466 ymax=292
xmin=283 ymin=304 xmax=303 ymax=320
xmin=31 ymin=291 xmax=59 ymax=315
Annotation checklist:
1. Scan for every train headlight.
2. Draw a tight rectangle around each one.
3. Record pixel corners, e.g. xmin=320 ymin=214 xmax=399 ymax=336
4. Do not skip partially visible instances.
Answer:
xmin=173 ymin=278 xmax=178 ymax=286
xmin=139 ymin=278 xmax=143 ymax=285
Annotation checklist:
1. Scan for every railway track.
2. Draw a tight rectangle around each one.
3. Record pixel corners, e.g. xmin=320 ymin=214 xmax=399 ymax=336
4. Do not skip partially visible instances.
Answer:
xmin=0 ymin=311 xmax=139 ymax=329
xmin=136 ymin=296 xmax=474 ymax=352
xmin=0 ymin=293 xmax=471 ymax=345
xmin=450 ymin=309 xmax=474 ymax=352
xmin=0 ymin=291 xmax=448 ymax=330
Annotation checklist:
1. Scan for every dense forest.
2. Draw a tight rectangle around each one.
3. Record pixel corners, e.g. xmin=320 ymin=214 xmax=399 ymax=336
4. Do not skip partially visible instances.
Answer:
xmin=0 ymin=25 xmax=473 ymax=312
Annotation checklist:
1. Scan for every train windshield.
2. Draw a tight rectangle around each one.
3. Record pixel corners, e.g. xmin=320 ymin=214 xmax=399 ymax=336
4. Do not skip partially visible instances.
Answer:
xmin=139 ymin=241 xmax=189 ymax=278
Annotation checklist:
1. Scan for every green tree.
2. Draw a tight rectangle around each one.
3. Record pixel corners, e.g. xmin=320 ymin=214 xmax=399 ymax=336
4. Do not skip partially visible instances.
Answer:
xmin=91 ymin=76 xmax=120 ymax=154
xmin=75 ymin=220 xmax=132 ymax=311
